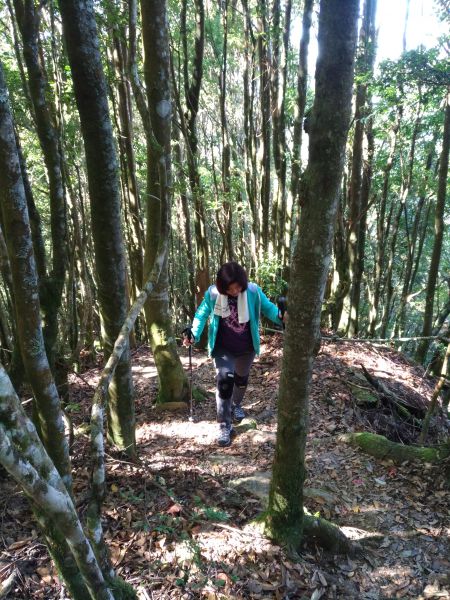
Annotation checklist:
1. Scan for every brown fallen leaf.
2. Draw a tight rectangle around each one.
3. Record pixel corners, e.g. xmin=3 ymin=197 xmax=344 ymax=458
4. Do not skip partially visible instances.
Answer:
xmin=166 ymin=503 xmax=183 ymax=515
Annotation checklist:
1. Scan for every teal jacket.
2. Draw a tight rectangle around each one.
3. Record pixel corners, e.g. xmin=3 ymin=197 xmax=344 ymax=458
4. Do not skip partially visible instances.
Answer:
xmin=191 ymin=282 xmax=282 ymax=356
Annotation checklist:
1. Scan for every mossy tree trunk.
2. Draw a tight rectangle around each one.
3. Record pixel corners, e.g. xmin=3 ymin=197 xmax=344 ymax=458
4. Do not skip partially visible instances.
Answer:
xmin=342 ymin=432 xmax=450 ymax=464
xmin=180 ymin=0 xmax=210 ymax=327
xmin=290 ymin=0 xmax=313 ymax=212
xmin=340 ymin=0 xmax=377 ymax=337
xmin=141 ymin=0 xmax=189 ymax=403
xmin=110 ymin=24 xmax=144 ymax=301
xmin=416 ymin=90 xmax=450 ymax=363
xmin=0 ymin=363 xmax=117 ymax=600
xmin=87 ymin=233 xmax=168 ymax=571
xmin=12 ymin=0 xmax=68 ymax=372
xmin=257 ymin=0 xmax=271 ymax=252
xmin=0 ymin=61 xmax=71 ymax=491
xmin=58 ymin=0 xmax=136 ymax=455
xmin=265 ymin=0 xmax=359 ymax=549
xmin=242 ymin=0 xmax=259 ymax=264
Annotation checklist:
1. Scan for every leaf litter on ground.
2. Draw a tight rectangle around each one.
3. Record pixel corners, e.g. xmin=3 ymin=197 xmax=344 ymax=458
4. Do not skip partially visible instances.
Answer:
xmin=1 ymin=336 xmax=449 ymax=598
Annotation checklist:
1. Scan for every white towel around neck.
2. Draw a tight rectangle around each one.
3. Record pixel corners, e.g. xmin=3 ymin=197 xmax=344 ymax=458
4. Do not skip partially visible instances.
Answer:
xmin=213 ymin=290 xmax=249 ymax=324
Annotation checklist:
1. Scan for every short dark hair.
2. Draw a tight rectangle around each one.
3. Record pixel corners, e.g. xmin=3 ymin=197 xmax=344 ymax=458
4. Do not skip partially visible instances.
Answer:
xmin=216 ymin=262 xmax=248 ymax=295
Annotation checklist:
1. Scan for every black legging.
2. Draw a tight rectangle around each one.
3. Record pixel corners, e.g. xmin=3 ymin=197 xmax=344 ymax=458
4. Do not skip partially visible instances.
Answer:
xmin=212 ymin=347 xmax=255 ymax=426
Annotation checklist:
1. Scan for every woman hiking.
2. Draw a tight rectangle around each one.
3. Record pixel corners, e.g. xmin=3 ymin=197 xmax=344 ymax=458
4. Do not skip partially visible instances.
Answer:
xmin=183 ymin=262 xmax=284 ymax=446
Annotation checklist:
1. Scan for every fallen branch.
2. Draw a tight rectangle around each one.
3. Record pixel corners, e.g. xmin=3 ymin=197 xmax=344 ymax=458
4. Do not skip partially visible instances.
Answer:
xmin=359 ymin=364 xmax=423 ymax=420
xmin=303 ymin=511 xmax=358 ymax=555
xmin=0 ymin=568 xmax=18 ymax=599
xmin=87 ymin=197 xmax=169 ymax=573
xmin=340 ymin=432 xmax=450 ymax=464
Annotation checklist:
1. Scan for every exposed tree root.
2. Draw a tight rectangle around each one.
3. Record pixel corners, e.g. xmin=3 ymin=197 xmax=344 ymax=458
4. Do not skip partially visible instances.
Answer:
xmin=303 ymin=511 xmax=358 ymax=555
xmin=340 ymin=432 xmax=450 ymax=464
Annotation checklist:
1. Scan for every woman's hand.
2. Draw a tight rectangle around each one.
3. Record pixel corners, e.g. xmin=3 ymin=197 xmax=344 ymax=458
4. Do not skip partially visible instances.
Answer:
xmin=182 ymin=326 xmax=194 ymax=346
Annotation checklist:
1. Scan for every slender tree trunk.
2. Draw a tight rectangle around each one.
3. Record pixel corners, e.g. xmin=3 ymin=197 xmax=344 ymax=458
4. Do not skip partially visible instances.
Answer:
xmin=12 ymin=0 xmax=67 ymax=370
xmin=276 ymin=0 xmax=291 ymax=269
xmin=257 ymin=0 xmax=271 ymax=252
xmin=141 ymin=0 xmax=189 ymax=403
xmin=65 ymin=172 xmax=95 ymax=365
xmin=380 ymin=106 xmax=422 ymax=338
xmin=173 ymin=125 xmax=196 ymax=318
xmin=288 ymin=0 xmax=313 ymax=264
xmin=5 ymin=0 xmax=33 ymax=116
xmin=58 ymin=0 xmax=135 ymax=455
xmin=218 ymin=0 xmax=233 ymax=262
xmin=265 ymin=0 xmax=358 ymax=547
xmin=269 ymin=0 xmax=281 ymax=253
xmin=128 ymin=0 xmax=151 ymax=138
xmin=340 ymin=0 xmax=377 ymax=337
xmin=111 ymin=27 xmax=144 ymax=295
xmin=417 ymin=91 xmax=450 ymax=362
xmin=180 ymin=0 xmax=210 ymax=324
xmin=0 ymin=61 xmax=71 ymax=489
xmin=324 ymin=187 xmax=351 ymax=330
xmin=368 ymin=114 xmax=401 ymax=336
xmin=394 ymin=141 xmax=435 ymax=338
xmin=354 ymin=110 xmax=374 ymax=330
xmin=0 ymin=365 xmax=117 ymax=600
xmin=242 ymin=0 xmax=259 ymax=260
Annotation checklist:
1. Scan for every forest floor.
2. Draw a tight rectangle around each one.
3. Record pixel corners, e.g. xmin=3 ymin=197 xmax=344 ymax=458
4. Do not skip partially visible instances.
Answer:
xmin=1 ymin=335 xmax=450 ymax=600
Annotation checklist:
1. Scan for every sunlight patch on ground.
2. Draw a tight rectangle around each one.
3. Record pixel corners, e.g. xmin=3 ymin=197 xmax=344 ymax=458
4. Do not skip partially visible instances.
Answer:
xmin=131 ymin=365 xmax=158 ymax=379
xmin=339 ymin=525 xmax=382 ymax=540
xmin=136 ymin=419 xmax=217 ymax=446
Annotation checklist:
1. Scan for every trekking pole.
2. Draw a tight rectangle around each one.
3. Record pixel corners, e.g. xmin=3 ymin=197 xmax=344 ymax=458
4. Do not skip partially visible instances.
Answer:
xmin=182 ymin=326 xmax=194 ymax=422
xmin=188 ymin=343 xmax=194 ymax=422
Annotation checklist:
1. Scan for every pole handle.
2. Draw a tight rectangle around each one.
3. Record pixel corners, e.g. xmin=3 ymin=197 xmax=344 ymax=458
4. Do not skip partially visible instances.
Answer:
xmin=277 ymin=296 xmax=287 ymax=329
xmin=181 ymin=325 xmax=194 ymax=343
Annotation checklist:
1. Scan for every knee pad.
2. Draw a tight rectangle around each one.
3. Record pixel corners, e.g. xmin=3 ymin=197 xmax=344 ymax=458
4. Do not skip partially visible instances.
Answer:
xmin=217 ymin=369 xmax=234 ymax=399
xmin=234 ymin=373 xmax=249 ymax=388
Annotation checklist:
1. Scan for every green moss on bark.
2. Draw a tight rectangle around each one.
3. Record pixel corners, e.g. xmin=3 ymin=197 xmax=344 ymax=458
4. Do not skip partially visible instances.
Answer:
xmin=342 ymin=432 xmax=450 ymax=463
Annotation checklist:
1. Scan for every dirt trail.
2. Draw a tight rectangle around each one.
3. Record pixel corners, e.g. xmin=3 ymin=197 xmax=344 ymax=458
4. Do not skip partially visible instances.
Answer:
xmin=1 ymin=337 xmax=449 ymax=599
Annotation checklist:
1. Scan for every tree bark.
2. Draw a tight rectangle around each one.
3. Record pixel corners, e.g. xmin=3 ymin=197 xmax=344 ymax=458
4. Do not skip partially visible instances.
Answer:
xmin=218 ymin=0 xmax=233 ymax=262
xmin=271 ymin=0 xmax=291 ymax=270
xmin=0 ymin=364 xmax=117 ymax=600
xmin=257 ymin=0 xmax=271 ymax=251
xmin=173 ymin=125 xmax=196 ymax=318
xmin=12 ymin=0 xmax=67 ymax=370
xmin=87 ymin=235 xmax=168 ymax=578
xmin=58 ymin=0 xmax=135 ymax=455
xmin=111 ymin=26 xmax=144 ymax=296
xmin=242 ymin=0 xmax=259 ymax=262
xmin=179 ymin=0 xmax=210 ymax=326
xmin=141 ymin=0 xmax=189 ymax=403
xmin=290 ymin=0 xmax=313 ymax=204
xmin=341 ymin=432 xmax=450 ymax=464
xmin=265 ymin=0 xmax=359 ymax=548
xmin=0 ymin=60 xmax=71 ymax=490
xmin=339 ymin=0 xmax=377 ymax=337
xmin=380 ymin=105 xmax=422 ymax=339
xmin=394 ymin=141 xmax=436 ymax=339
xmin=368 ymin=113 xmax=401 ymax=337
xmin=416 ymin=90 xmax=450 ymax=363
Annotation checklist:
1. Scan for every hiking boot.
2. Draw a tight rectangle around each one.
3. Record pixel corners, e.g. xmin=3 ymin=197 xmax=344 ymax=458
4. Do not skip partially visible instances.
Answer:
xmin=233 ymin=405 xmax=246 ymax=422
xmin=216 ymin=423 xmax=233 ymax=447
